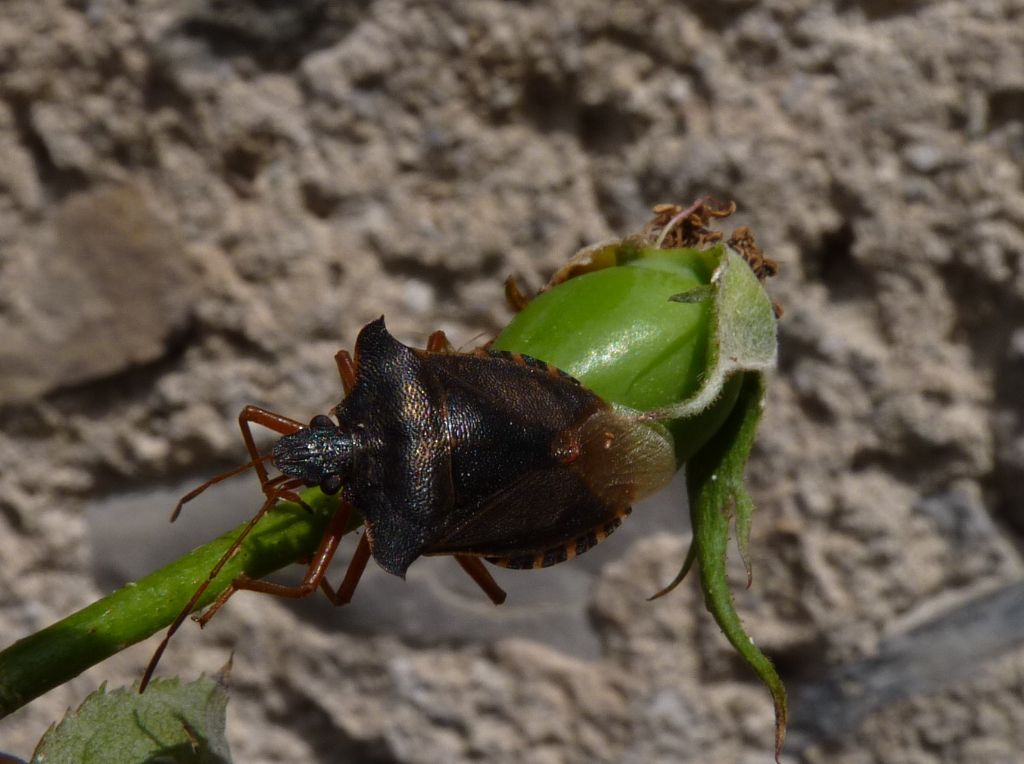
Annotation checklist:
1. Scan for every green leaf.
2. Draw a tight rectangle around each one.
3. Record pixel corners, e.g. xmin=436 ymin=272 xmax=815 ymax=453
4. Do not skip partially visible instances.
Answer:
xmin=647 ymin=245 xmax=777 ymax=422
xmin=32 ymin=670 xmax=232 ymax=763
xmin=687 ymin=373 xmax=787 ymax=761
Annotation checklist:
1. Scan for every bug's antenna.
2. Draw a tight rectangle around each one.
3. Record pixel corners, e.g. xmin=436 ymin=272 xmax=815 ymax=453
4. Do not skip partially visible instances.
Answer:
xmin=140 ymin=477 xmax=305 ymax=692
xmin=170 ymin=453 xmax=275 ymax=522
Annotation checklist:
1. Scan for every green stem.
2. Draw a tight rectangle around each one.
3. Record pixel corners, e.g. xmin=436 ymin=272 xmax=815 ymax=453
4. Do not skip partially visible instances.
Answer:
xmin=0 ymin=488 xmax=352 ymax=719
xmin=687 ymin=373 xmax=787 ymax=762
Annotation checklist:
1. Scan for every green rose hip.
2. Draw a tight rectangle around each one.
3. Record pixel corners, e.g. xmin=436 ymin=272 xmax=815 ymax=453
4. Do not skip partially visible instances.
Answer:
xmin=493 ymin=202 xmax=786 ymax=761
xmin=493 ymin=247 xmax=743 ymax=465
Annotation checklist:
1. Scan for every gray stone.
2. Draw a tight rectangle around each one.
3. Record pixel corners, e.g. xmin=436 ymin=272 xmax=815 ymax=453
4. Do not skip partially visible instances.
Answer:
xmin=2 ymin=1 xmax=1024 ymax=762
xmin=0 ymin=185 xmax=200 ymax=403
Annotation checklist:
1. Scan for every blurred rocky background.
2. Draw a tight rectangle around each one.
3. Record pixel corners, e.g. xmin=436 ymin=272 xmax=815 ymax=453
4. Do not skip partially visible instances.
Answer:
xmin=2 ymin=1 xmax=1024 ymax=762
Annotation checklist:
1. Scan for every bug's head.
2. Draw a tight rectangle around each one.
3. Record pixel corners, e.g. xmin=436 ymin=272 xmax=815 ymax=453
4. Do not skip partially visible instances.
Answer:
xmin=272 ymin=414 xmax=354 ymax=495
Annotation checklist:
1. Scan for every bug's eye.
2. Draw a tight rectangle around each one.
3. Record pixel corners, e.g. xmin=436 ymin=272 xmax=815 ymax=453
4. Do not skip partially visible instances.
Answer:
xmin=320 ymin=474 xmax=342 ymax=495
xmin=310 ymin=414 xmax=334 ymax=429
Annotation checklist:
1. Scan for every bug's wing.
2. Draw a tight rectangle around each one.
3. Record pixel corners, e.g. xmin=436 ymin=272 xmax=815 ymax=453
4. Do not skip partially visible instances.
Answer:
xmin=568 ymin=408 xmax=679 ymax=506
xmin=421 ymin=352 xmax=607 ymax=539
xmin=430 ymin=410 xmax=677 ymax=559
xmin=427 ymin=463 xmax=612 ymax=557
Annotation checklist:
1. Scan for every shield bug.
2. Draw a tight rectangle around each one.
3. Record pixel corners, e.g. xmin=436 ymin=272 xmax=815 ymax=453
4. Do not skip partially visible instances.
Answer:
xmin=142 ymin=317 xmax=677 ymax=688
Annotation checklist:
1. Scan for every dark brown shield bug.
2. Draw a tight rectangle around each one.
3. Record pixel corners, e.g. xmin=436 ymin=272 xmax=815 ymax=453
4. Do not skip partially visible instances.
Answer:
xmin=142 ymin=317 xmax=676 ymax=688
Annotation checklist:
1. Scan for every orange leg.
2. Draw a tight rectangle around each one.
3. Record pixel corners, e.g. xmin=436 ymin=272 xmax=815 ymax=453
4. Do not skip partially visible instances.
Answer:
xmin=196 ymin=501 xmax=368 ymax=624
xmin=455 ymin=555 xmax=507 ymax=605
xmin=141 ymin=476 xmax=308 ymax=691
xmin=426 ymin=330 xmax=455 ymax=353
xmin=504 ymin=276 xmax=530 ymax=312
xmin=237 ymin=405 xmax=306 ymax=488
xmin=334 ymin=349 xmax=357 ymax=394
xmin=170 ymin=406 xmax=306 ymax=522
xmin=322 ymin=531 xmax=372 ymax=605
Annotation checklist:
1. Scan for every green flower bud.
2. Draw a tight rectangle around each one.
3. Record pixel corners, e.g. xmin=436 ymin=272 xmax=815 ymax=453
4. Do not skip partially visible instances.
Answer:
xmin=493 ymin=245 xmax=761 ymax=464
xmin=494 ymin=227 xmax=786 ymax=761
